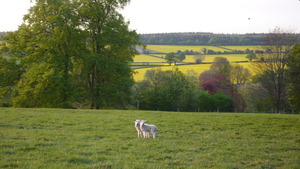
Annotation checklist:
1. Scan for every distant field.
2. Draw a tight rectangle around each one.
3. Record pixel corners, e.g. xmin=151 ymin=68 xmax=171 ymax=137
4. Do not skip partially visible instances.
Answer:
xmin=133 ymin=54 xmax=248 ymax=64
xmin=221 ymin=46 xmax=263 ymax=51
xmin=133 ymin=64 xmax=211 ymax=81
xmin=146 ymin=45 xmax=231 ymax=53
xmin=133 ymin=54 xmax=165 ymax=62
xmin=133 ymin=62 xmax=253 ymax=81
xmin=131 ymin=45 xmax=266 ymax=81
xmin=145 ymin=45 xmax=263 ymax=54
xmin=1 ymin=108 xmax=299 ymax=168
xmin=132 ymin=52 xmax=251 ymax=82
xmin=200 ymin=54 xmax=248 ymax=62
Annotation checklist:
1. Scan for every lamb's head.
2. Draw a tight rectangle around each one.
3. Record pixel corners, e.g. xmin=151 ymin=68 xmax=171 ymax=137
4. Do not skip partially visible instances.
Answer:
xmin=134 ymin=120 xmax=140 ymax=127
xmin=140 ymin=120 xmax=147 ymax=127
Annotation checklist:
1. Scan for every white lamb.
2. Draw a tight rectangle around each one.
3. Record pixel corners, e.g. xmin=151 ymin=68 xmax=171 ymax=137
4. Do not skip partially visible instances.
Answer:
xmin=140 ymin=120 xmax=157 ymax=139
xmin=134 ymin=120 xmax=143 ymax=138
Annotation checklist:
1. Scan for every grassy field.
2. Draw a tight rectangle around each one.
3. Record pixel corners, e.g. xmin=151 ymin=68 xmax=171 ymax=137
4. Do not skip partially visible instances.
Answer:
xmin=1 ymin=108 xmax=299 ymax=168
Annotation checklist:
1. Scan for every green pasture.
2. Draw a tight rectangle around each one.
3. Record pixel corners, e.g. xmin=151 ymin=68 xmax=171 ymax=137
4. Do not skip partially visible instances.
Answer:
xmin=0 ymin=108 xmax=299 ymax=168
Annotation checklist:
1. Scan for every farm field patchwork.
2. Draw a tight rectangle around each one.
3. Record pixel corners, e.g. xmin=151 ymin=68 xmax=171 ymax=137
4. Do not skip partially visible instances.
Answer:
xmin=133 ymin=62 xmax=253 ymax=82
xmin=0 ymin=108 xmax=299 ymax=168
xmin=131 ymin=45 xmax=258 ymax=81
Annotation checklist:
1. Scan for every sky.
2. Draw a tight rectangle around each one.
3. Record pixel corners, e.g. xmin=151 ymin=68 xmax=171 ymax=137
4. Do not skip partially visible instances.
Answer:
xmin=1 ymin=0 xmax=300 ymax=34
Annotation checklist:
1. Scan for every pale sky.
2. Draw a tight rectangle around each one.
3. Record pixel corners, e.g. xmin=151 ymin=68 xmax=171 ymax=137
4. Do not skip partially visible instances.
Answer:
xmin=1 ymin=0 xmax=300 ymax=34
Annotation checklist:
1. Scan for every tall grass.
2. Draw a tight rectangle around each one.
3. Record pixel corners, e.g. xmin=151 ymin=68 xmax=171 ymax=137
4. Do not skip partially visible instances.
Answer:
xmin=1 ymin=108 xmax=299 ymax=168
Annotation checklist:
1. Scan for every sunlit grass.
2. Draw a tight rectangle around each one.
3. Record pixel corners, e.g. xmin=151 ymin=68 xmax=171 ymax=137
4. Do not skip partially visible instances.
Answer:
xmin=1 ymin=108 xmax=299 ymax=168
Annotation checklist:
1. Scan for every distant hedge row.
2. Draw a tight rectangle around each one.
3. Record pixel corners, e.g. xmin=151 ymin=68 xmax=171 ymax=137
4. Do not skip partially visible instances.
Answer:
xmin=140 ymin=32 xmax=300 ymax=46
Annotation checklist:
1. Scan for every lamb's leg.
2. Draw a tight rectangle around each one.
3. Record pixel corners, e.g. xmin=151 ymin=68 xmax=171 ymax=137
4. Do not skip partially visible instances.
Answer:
xmin=144 ymin=131 xmax=149 ymax=138
xmin=153 ymin=132 xmax=156 ymax=138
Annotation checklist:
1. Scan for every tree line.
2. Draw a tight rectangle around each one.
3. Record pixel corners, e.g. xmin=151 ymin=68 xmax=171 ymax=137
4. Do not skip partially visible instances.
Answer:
xmin=133 ymin=58 xmax=249 ymax=112
xmin=140 ymin=32 xmax=300 ymax=46
xmin=134 ymin=34 xmax=300 ymax=114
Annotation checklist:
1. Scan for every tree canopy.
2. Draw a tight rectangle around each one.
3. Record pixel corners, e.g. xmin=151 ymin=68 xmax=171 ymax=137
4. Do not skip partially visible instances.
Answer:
xmin=0 ymin=0 xmax=140 ymax=109
xmin=287 ymin=44 xmax=300 ymax=113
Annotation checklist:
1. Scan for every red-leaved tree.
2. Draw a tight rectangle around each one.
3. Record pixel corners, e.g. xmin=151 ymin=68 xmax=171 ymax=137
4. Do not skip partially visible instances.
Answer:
xmin=199 ymin=70 xmax=246 ymax=112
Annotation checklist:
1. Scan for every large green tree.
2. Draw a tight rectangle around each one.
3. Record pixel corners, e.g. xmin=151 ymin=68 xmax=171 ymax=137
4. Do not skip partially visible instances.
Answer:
xmin=134 ymin=68 xmax=193 ymax=111
xmin=0 ymin=55 xmax=23 ymax=106
xmin=3 ymin=0 xmax=84 ymax=108
xmin=164 ymin=52 xmax=186 ymax=66
xmin=252 ymin=27 xmax=298 ymax=113
xmin=1 ymin=0 xmax=140 ymax=109
xmin=209 ymin=57 xmax=231 ymax=78
xmin=287 ymin=44 xmax=300 ymax=113
xmin=77 ymin=0 xmax=140 ymax=109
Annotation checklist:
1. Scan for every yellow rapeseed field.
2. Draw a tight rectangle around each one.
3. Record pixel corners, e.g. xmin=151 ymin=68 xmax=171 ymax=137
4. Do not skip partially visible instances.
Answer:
xmin=133 ymin=54 xmax=165 ymax=62
xmin=133 ymin=64 xmax=211 ymax=81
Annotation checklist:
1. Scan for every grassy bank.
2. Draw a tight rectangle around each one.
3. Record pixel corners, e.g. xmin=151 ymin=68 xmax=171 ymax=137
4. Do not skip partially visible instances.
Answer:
xmin=0 ymin=108 xmax=299 ymax=168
